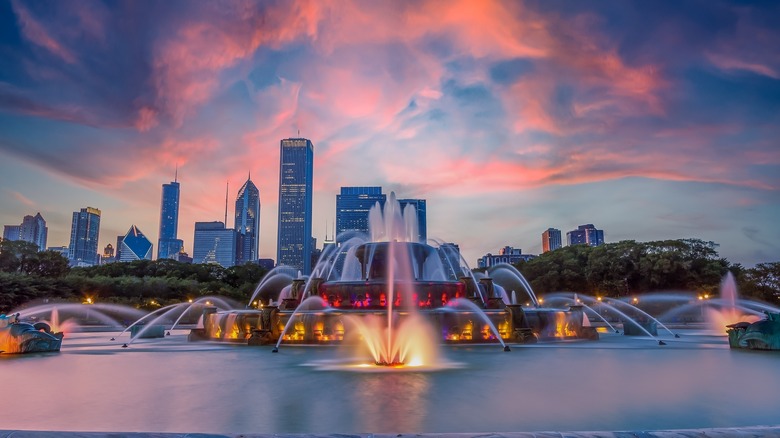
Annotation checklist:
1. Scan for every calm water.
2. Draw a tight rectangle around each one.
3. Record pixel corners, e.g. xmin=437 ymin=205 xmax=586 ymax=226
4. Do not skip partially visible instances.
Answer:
xmin=1 ymin=329 xmax=779 ymax=434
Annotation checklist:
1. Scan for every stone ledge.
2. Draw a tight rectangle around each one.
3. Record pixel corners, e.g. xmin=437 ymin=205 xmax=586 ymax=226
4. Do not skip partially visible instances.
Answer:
xmin=2 ymin=427 xmax=780 ymax=438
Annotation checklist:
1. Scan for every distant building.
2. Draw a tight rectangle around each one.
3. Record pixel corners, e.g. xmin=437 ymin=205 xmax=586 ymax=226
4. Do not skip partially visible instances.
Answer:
xmin=173 ymin=250 xmax=193 ymax=264
xmin=542 ymin=228 xmax=562 ymax=253
xmin=398 ymin=198 xmax=427 ymax=243
xmin=158 ymin=176 xmax=183 ymax=260
xmin=567 ymin=224 xmax=604 ymax=247
xmin=193 ymin=221 xmax=236 ymax=268
xmin=235 ymin=176 xmax=260 ymax=265
xmin=47 ymin=246 xmax=69 ymax=258
xmin=3 ymin=213 xmax=48 ymax=251
xmin=277 ymin=137 xmax=314 ymax=274
xmin=68 ymin=207 xmax=101 ymax=266
xmin=3 ymin=225 xmax=21 ymax=242
xmin=103 ymin=243 xmax=115 ymax=261
xmin=477 ymin=246 xmax=536 ymax=269
xmin=115 ymin=235 xmax=124 ymax=261
xmin=257 ymin=258 xmax=275 ymax=271
xmin=336 ymin=187 xmax=386 ymax=244
xmin=119 ymin=225 xmax=153 ymax=262
xmin=439 ymin=242 xmax=465 ymax=278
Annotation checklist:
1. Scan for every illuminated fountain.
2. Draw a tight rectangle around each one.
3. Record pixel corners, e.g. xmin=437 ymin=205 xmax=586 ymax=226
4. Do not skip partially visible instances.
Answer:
xmin=190 ymin=193 xmax=596 ymax=366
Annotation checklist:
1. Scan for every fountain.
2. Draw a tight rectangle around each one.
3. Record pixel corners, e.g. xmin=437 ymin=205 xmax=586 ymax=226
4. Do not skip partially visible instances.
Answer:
xmin=189 ymin=193 xmax=597 ymax=365
xmin=720 ymin=272 xmax=780 ymax=350
xmin=0 ymin=312 xmax=63 ymax=354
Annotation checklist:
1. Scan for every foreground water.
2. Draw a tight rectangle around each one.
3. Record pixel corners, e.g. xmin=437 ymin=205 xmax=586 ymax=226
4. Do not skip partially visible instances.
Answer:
xmin=1 ymin=329 xmax=778 ymax=434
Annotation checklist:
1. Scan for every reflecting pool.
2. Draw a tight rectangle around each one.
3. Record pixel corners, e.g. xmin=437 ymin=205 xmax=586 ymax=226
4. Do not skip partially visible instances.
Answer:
xmin=1 ymin=329 xmax=779 ymax=434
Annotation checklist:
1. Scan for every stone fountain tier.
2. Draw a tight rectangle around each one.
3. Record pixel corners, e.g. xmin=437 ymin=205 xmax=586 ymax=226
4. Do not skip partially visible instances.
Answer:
xmin=727 ymin=311 xmax=780 ymax=350
xmin=0 ymin=317 xmax=63 ymax=354
xmin=188 ymin=302 xmax=598 ymax=346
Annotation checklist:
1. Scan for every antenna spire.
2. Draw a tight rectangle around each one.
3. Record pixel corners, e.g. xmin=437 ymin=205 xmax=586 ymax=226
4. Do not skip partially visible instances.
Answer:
xmin=224 ymin=180 xmax=229 ymax=225
xmin=174 ymin=164 xmax=178 ymax=182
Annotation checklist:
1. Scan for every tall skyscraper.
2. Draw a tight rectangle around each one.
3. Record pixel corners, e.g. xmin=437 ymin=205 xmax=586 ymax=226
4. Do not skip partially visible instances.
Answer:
xmin=277 ymin=137 xmax=314 ymax=273
xmin=157 ymin=175 xmax=183 ymax=260
xmin=567 ymin=224 xmax=605 ymax=247
xmin=193 ymin=221 xmax=236 ymax=268
xmin=398 ymin=198 xmax=427 ymax=243
xmin=542 ymin=228 xmax=562 ymax=253
xmin=234 ymin=176 xmax=260 ymax=265
xmin=336 ymin=186 xmax=386 ymax=244
xmin=3 ymin=213 xmax=47 ymax=251
xmin=69 ymin=207 xmax=101 ymax=266
xmin=119 ymin=225 xmax=153 ymax=262
xmin=20 ymin=213 xmax=47 ymax=251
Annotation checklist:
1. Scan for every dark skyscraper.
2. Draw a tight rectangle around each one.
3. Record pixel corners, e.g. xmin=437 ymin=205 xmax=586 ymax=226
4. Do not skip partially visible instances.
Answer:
xmin=157 ymin=175 xmax=183 ymax=260
xmin=398 ymin=198 xmax=427 ymax=243
xmin=3 ymin=212 xmax=47 ymax=251
xmin=69 ymin=207 xmax=101 ymax=266
xmin=234 ymin=176 xmax=260 ymax=265
xmin=277 ymin=137 xmax=314 ymax=273
xmin=542 ymin=228 xmax=562 ymax=252
xmin=567 ymin=224 xmax=605 ymax=247
xmin=336 ymin=186 xmax=386 ymax=244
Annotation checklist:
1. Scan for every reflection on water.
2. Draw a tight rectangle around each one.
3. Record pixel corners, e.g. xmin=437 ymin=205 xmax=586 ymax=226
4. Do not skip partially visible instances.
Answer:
xmin=1 ymin=330 xmax=780 ymax=434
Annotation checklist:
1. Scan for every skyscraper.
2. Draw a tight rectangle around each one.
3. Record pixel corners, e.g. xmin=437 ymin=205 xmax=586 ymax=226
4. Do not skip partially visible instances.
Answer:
xmin=193 ymin=221 xmax=236 ymax=268
xmin=119 ymin=225 xmax=153 ymax=261
xmin=157 ymin=176 xmax=183 ymax=260
xmin=336 ymin=186 xmax=386 ymax=244
xmin=3 ymin=213 xmax=47 ymax=251
xmin=542 ymin=228 xmax=562 ymax=253
xmin=567 ymin=224 xmax=605 ymax=247
xmin=398 ymin=198 xmax=427 ymax=243
xmin=69 ymin=207 xmax=101 ymax=266
xmin=234 ymin=176 xmax=260 ymax=265
xmin=277 ymin=137 xmax=314 ymax=273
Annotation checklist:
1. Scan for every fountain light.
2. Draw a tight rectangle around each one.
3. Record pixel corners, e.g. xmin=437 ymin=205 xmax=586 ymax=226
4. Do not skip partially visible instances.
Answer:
xmin=188 ymin=299 xmax=193 ymax=303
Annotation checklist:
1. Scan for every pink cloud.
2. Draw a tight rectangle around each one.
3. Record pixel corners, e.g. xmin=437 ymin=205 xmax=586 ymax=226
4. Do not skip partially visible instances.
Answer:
xmin=706 ymin=53 xmax=779 ymax=79
xmin=11 ymin=1 xmax=77 ymax=64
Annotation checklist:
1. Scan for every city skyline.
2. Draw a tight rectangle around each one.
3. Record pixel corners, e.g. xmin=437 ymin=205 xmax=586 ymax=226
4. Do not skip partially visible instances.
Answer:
xmin=0 ymin=1 xmax=778 ymax=267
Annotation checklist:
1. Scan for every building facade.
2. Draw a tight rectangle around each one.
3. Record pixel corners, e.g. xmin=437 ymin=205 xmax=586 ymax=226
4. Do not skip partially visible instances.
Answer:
xmin=335 ymin=186 xmax=386 ymax=244
xmin=193 ymin=221 xmax=236 ymax=268
xmin=119 ymin=225 xmax=153 ymax=262
xmin=2 ymin=213 xmax=48 ymax=251
xmin=69 ymin=207 xmax=101 ymax=266
xmin=277 ymin=138 xmax=314 ymax=273
xmin=398 ymin=198 xmax=427 ymax=243
xmin=477 ymin=246 xmax=536 ymax=269
xmin=542 ymin=228 xmax=562 ymax=253
xmin=566 ymin=224 xmax=605 ymax=247
xmin=234 ymin=177 xmax=260 ymax=265
xmin=158 ymin=178 xmax=183 ymax=260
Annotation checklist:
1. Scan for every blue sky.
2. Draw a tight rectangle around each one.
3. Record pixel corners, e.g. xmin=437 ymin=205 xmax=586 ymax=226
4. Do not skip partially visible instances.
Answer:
xmin=0 ymin=0 xmax=778 ymax=267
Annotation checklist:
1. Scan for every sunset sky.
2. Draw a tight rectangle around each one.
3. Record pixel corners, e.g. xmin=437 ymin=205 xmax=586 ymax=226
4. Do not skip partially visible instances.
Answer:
xmin=0 ymin=0 xmax=778 ymax=267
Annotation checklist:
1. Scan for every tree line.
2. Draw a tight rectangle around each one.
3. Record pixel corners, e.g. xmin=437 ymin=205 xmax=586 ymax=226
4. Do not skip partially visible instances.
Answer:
xmin=1 ymin=237 xmax=778 ymax=314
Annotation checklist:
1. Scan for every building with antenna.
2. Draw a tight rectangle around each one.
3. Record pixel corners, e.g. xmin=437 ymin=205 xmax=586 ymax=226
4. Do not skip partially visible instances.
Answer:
xmin=157 ymin=170 xmax=183 ymax=260
xmin=234 ymin=175 xmax=260 ymax=265
xmin=277 ymin=137 xmax=314 ymax=274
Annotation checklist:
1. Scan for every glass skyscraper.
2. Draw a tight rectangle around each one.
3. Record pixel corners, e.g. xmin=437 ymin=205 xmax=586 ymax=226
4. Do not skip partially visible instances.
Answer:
xmin=69 ymin=207 xmax=101 ymax=266
xmin=277 ymin=137 xmax=314 ymax=273
xmin=398 ymin=198 xmax=427 ymax=243
xmin=234 ymin=176 xmax=260 ymax=265
xmin=336 ymin=186 xmax=386 ymax=244
xmin=158 ymin=178 xmax=183 ymax=260
xmin=2 ymin=212 xmax=47 ymax=251
xmin=193 ymin=221 xmax=236 ymax=268
xmin=542 ymin=228 xmax=562 ymax=252
xmin=120 ymin=225 xmax=153 ymax=261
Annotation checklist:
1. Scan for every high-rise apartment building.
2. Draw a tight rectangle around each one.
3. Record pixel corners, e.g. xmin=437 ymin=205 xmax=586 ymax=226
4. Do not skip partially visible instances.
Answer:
xmin=566 ymin=224 xmax=605 ymax=247
xmin=234 ymin=176 xmax=260 ymax=265
xmin=336 ymin=186 xmax=386 ymax=244
xmin=542 ymin=228 xmax=562 ymax=253
xmin=2 ymin=213 xmax=47 ymax=251
xmin=69 ymin=207 xmax=101 ymax=266
xmin=398 ymin=198 xmax=427 ymax=243
xmin=119 ymin=225 xmax=153 ymax=262
xmin=157 ymin=177 xmax=183 ymax=260
xmin=193 ymin=221 xmax=236 ymax=268
xmin=277 ymin=138 xmax=314 ymax=273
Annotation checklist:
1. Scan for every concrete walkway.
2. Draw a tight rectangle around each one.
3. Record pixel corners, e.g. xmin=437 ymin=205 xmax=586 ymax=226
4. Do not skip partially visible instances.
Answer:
xmin=3 ymin=427 xmax=780 ymax=438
